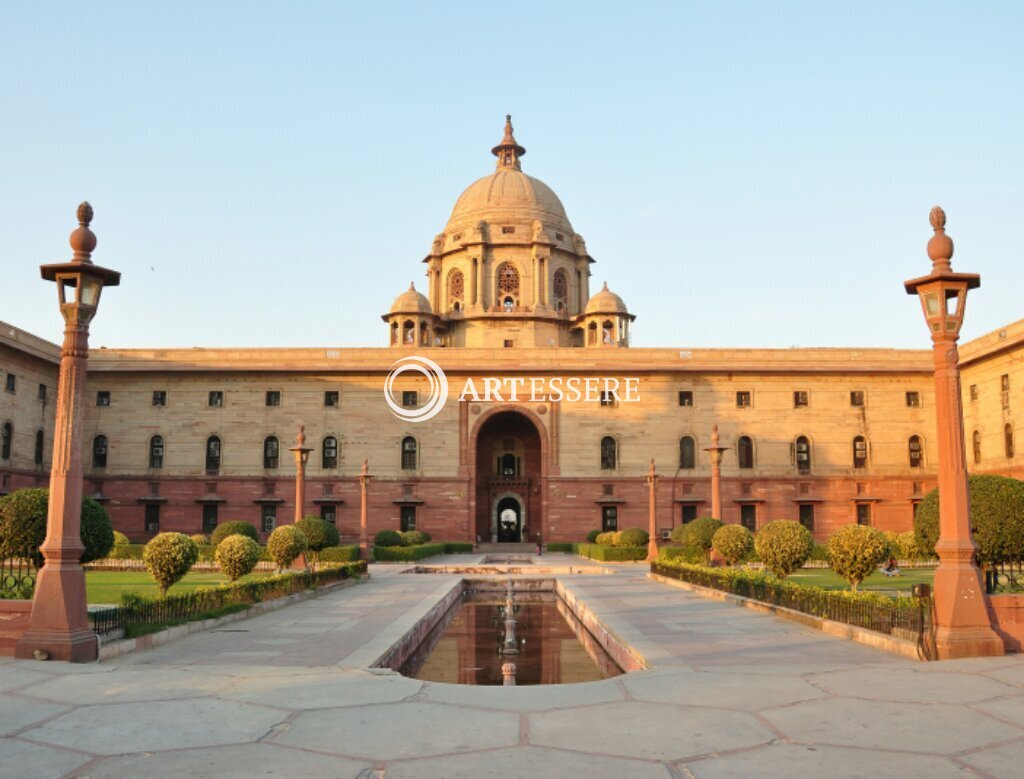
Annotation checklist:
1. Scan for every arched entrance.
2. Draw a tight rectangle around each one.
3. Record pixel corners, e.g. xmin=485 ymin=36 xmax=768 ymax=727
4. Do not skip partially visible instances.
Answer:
xmin=473 ymin=410 xmax=544 ymax=543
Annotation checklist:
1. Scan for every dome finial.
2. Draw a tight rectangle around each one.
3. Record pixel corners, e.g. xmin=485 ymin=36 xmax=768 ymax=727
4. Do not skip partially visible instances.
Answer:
xmin=492 ymin=114 xmax=526 ymax=171
xmin=927 ymin=205 xmax=954 ymax=272
xmin=69 ymin=200 xmax=97 ymax=262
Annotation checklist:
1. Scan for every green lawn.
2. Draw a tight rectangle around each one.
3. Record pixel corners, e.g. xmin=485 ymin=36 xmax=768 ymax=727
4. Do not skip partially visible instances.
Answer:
xmin=86 ymin=571 xmax=271 ymax=604
xmin=788 ymin=566 xmax=935 ymax=593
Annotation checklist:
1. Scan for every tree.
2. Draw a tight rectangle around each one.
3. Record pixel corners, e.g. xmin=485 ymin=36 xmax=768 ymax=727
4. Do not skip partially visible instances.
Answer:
xmin=267 ymin=525 xmax=308 ymax=570
xmin=0 ymin=488 xmax=114 ymax=568
xmin=143 ymin=533 xmax=199 ymax=595
xmin=215 ymin=535 xmax=262 ymax=581
xmin=210 ymin=521 xmax=259 ymax=547
xmin=711 ymin=524 xmax=754 ymax=566
xmin=755 ymin=520 xmax=814 ymax=579
xmin=677 ymin=517 xmax=723 ymax=563
xmin=826 ymin=525 xmax=889 ymax=591
xmin=296 ymin=517 xmax=340 ymax=570
xmin=914 ymin=475 xmax=1024 ymax=565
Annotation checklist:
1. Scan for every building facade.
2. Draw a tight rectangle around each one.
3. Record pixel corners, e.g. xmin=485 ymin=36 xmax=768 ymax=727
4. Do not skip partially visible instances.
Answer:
xmin=2 ymin=119 xmax=1022 ymax=544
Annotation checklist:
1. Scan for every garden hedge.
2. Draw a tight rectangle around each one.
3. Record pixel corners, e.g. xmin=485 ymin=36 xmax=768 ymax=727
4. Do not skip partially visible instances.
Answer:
xmin=374 ymin=529 xmax=403 ymax=547
xmin=318 ymin=545 xmax=361 ymax=563
xmin=373 ymin=543 xmax=446 ymax=562
xmin=574 ymin=543 xmax=647 ymax=561
xmin=443 ymin=542 xmax=474 ymax=554
xmin=546 ymin=542 xmax=574 ymax=553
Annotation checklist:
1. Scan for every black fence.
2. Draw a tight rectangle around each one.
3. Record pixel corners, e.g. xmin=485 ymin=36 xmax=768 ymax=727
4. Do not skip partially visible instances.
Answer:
xmin=0 ymin=549 xmax=37 ymax=599
xmin=90 ymin=561 xmax=366 ymax=636
xmin=985 ymin=562 xmax=1024 ymax=594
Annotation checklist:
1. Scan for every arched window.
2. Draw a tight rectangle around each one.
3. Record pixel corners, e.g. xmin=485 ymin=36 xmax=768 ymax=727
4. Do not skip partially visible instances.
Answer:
xmin=553 ymin=269 xmax=568 ymax=312
xmin=149 ymin=435 xmax=164 ymax=469
xmin=602 ymin=321 xmax=614 ymax=345
xmin=403 ymin=320 xmax=415 ymax=344
xmin=600 ymin=436 xmax=617 ymax=470
xmin=737 ymin=436 xmax=754 ymax=469
xmin=401 ymin=436 xmax=418 ymax=470
xmin=92 ymin=435 xmax=108 ymax=469
xmin=419 ymin=321 xmax=429 ymax=346
xmin=322 ymin=436 xmax=338 ymax=469
xmin=496 ymin=263 xmax=519 ymax=307
xmin=1 ymin=422 xmax=11 ymax=460
xmin=909 ymin=435 xmax=923 ymax=468
xmin=263 ymin=436 xmax=279 ymax=469
xmin=795 ymin=436 xmax=811 ymax=474
xmin=679 ymin=436 xmax=695 ymax=469
xmin=448 ymin=269 xmax=464 ymax=309
xmin=1006 ymin=424 xmax=1015 ymax=459
xmin=587 ymin=322 xmax=598 ymax=345
xmin=34 ymin=429 xmax=44 ymax=466
xmin=390 ymin=322 xmax=398 ymax=344
xmin=500 ymin=453 xmax=518 ymax=478
xmin=206 ymin=435 xmax=221 ymax=473
xmin=972 ymin=430 xmax=982 ymax=465
xmin=853 ymin=435 xmax=867 ymax=469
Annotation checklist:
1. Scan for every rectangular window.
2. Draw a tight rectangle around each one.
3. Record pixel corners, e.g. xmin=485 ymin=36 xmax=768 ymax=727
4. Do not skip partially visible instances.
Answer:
xmin=736 ymin=391 xmax=751 ymax=408
xmin=969 ymin=384 xmax=978 ymax=401
xmin=678 ymin=391 xmax=693 ymax=407
xmin=602 ymin=483 xmax=614 ymax=496
xmin=503 ymin=339 xmax=514 ymax=348
xmin=905 ymin=391 xmax=920 ymax=408
xmin=400 ymin=505 xmax=417 ymax=532
xmin=38 ymin=383 xmax=47 ymax=402
xmin=152 ymin=390 xmax=167 ymax=406
xmin=261 ymin=505 xmax=277 ymax=533
xmin=96 ymin=391 xmax=111 ymax=407
xmin=680 ymin=504 xmax=698 ymax=524
xmin=850 ymin=391 xmax=865 ymax=407
xmin=856 ymin=503 xmax=872 ymax=526
xmin=266 ymin=390 xmax=281 ymax=407
xmin=209 ymin=391 xmax=223 ymax=407
xmin=740 ymin=504 xmax=757 ymax=532
xmin=599 ymin=391 xmax=615 ymax=407
xmin=793 ymin=391 xmax=808 ymax=408
xmin=320 ymin=504 xmax=337 ymax=524
xmin=5 ymin=374 xmax=15 ymax=393
xmin=202 ymin=504 xmax=218 ymax=533
xmin=601 ymin=505 xmax=618 ymax=532
xmin=144 ymin=504 xmax=160 ymax=533
xmin=402 ymin=391 xmax=418 ymax=408
xmin=501 ymin=225 xmax=515 ymax=234
xmin=799 ymin=504 xmax=815 ymax=532
xmin=324 ymin=390 xmax=339 ymax=407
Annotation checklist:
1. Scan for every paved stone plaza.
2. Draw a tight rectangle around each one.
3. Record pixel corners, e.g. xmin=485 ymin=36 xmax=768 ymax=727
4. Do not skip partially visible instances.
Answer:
xmin=2 ymin=555 xmax=1024 ymax=777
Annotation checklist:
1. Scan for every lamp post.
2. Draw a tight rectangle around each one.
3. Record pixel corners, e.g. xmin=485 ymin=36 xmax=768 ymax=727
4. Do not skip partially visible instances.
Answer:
xmin=289 ymin=425 xmax=313 ymax=524
xmin=645 ymin=459 xmax=659 ymax=562
xmin=904 ymin=206 xmax=1003 ymax=659
xmin=15 ymin=203 xmax=120 ymax=663
xmin=704 ymin=425 xmax=727 ymax=520
xmin=359 ymin=459 xmax=372 ymax=559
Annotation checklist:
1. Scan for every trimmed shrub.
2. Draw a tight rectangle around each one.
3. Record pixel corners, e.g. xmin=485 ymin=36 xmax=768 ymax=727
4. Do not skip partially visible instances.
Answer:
xmin=712 ymin=524 xmax=754 ymax=566
xmin=215 ymin=535 xmax=262 ymax=581
xmin=373 ymin=543 xmax=446 ymax=562
xmin=401 ymin=530 xmax=429 ymax=547
xmin=574 ymin=543 xmax=646 ymax=562
xmin=190 ymin=534 xmax=210 ymax=546
xmin=669 ymin=524 xmax=688 ymax=545
xmin=915 ymin=474 xmax=1024 ymax=565
xmin=210 ymin=521 xmax=259 ymax=547
xmin=443 ymin=541 xmax=474 ymax=554
xmin=586 ymin=529 xmax=602 ymax=543
xmin=594 ymin=531 xmax=615 ymax=546
xmin=295 ymin=517 xmax=340 ymax=570
xmin=318 ymin=545 xmax=361 ymax=563
xmin=808 ymin=543 xmax=829 ymax=563
xmin=895 ymin=530 xmax=932 ymax=561
xmin=113 ymin=530 xmax=131 ymax=548
xmin=755 ymin=520 xmax=814 ymax=579
xmin=617 ymin=527 xmax=650 ymax=547
xmin=143 ymin=532 xmax=199 ymax=595
xmin=546 ymin=542 xmax=574 ymax=553
xmin=0 ymin=488 xmax=114 ymax=567
xmin=679 ymin=517 xmax=723 ymax=563
xmin=658 ymin=545 xmax=706 ymax=563
xmin=267 ymin=525 xmax=309 ymax=569
xmin=827 ymin=524 xmax=890 ymax=590
xmin=374 ymin=529 xmax=403 ymax=547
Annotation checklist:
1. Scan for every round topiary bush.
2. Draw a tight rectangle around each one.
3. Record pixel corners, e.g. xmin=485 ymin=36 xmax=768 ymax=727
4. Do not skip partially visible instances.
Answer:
xmin=215 ymin=534 xmax=262 ymax=581
xmin=711 ymin=524 xmax=754 ymax=566
xmin=143 ymin=532 xmax=199 ymax=595
xmin=594 ymin=531 xmax=615 ymax=546
xmin=587 ymin=529 xmax=601 ymax=543
xmin=374 ymin=529 xmax=403 ymax=547
xmin=616 ymin=527 xmax=650 ymax=547
xmin=401 ymin=530 xmax=429 ymax=546
xmin=679 ymin=517 xmax=723 ymax=563
xmin=210 ymin=521 xmax=259 ymax=547
xmin=296 ymin=517 xmax=340 ymax=551
xmin=826 ymin=524 xmax=890 ymax=590
xmin=113 ymin=530 xmax=131 ymax=547
xmin=190 ymin=533 xmax=210 ymax=546
xmin=755 ymin=520 xmax=814 ymax=579
xmin=267 ymin=525 xmax=308 ymax=570
xmin=895 ymin=529 xmax=932 ymax=561
xmin=914 ymin=474 xmax=1024 ymax=565
xmin=0 ymin=488 xmax=114 ymax=567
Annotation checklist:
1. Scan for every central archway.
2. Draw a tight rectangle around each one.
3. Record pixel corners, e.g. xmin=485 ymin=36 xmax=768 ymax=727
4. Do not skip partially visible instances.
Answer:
xmin=473 ymin=409 xmax=544 ymax=543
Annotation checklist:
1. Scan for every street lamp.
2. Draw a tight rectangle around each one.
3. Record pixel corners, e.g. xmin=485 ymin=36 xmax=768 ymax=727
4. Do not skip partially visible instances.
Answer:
xmin=904 ymin=206 xmax=1002 ymax=659
xmin=16 ymin=202 xmax=120 ymax=663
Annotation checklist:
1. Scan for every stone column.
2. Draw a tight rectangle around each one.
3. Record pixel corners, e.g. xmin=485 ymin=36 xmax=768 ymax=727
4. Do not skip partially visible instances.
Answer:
xmin=471 ymin=258 xmax=478 ymax=306
xmin=705 ymin=425 xmax=727 ymax=520
xmin=359 ymin=459 xmax=372 ymax=560
xmin=645 ymin=459 xmax=659 ymax=562
xmin=289 ymin=425 xmax=313 ymax=525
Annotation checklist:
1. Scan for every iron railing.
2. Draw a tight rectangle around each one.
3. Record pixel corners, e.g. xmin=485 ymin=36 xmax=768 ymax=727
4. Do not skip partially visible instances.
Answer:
xmin=985 ymin=562 xmax=1024 ymax=594
xmin=0 ymin=549 xmax=37 ymax=599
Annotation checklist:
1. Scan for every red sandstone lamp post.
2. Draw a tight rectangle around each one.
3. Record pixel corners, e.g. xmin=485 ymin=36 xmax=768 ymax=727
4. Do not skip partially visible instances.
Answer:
xmin=289 ymin=425 xmax=313 ymax=524
xmin=904 ymin=206 xmax=1003 ymax=659
xmin=645 ymin=459 xmax=660 ymax=562
xmin=359 ymin=459 xmax=372 ymax=559
xmin=704 ymin=425 xmax=727 ymax=520
xmin=16 ymin=203 xmax=120 ymax=663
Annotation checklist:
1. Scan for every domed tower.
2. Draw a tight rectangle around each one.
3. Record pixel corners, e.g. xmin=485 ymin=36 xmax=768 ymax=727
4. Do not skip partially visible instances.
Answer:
xmin=580 ymin=282 xmax=635 ymax=347
xmin=418 ymin=116 xmax=624 ymax=348
xmin=382 ymin=282 xmax=443 ymax=347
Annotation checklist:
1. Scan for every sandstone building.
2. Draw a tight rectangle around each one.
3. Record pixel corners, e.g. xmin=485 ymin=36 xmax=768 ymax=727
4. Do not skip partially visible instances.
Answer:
xmin=2 ymin=118 xmax=1022 ymax=544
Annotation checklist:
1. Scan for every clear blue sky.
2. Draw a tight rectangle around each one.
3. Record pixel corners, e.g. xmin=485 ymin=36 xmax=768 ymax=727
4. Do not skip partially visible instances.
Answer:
xmin=2 ymin=1 xmax=1021 ymax=350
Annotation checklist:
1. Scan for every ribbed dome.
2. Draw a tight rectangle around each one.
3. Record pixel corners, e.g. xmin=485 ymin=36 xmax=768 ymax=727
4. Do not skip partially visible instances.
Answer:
xmin=445 ymin=168 xmax=573 ymax=234
xmin=585 ymin=282 xmax=628 ymax=315
xmin=390 ymin=282 xmax=432 ymax=314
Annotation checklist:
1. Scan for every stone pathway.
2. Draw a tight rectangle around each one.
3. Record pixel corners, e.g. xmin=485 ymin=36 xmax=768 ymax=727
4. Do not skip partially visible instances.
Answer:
xmin=2 ymin=554 xmax=1024 ymax=777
